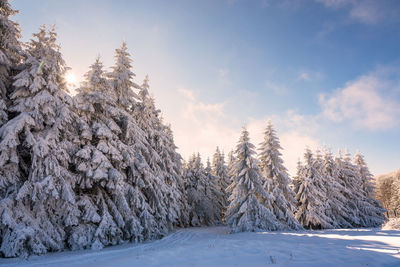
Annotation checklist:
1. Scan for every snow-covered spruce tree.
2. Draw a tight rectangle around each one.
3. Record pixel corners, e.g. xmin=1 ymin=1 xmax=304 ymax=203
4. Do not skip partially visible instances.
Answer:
xmin=292 ymin=159 xmax=303 ymax=195
xmin=73 ymin=56 xmax=145 ymax=250
xmin=107 ymin=41 xmax=140 ymax=107
xmin=108 ymin=43 xmax=171 ymax=238
xmin=72 ymin=43 xmax=185 ymax=250
xmin=0 ymin=0 xmax=23 ymax=128
xmin=134 ymin=76 xmax=186 ymax=227
xmin=205 ymin=158 xmax=224 ymax=222
xmin=294 ymin=148 xmax=333 ymax=229
xmin=258 ymin=121 xmax=302 ymax=230
xmin=211 ymin=147 xmax=230 ymax=208
xmin=353 ymin=151 xmax=385 ymax=227
xmin=183 ymin=154 xmax=222 ymax=226
xmin=334 ymin=150 xmax=364 ymax=227
xmin=0 ymin=25 xmax=80 ymax=257
xmin=226 ymin=128 xmax=282 ymax=233
xmin=163 ymin=124 xmax=189 ymax=226
xmin=353 ymin=151 xmax=378 ymax=198
xmin=334 ymin=150 xmax=382 ymax=227
xmin=0 ymin=0 xmax=22 ymax=100
xmin=318 ymin=149 xmax=352 ymax=228
xmin=108 ymin=43 xmax=183 ymax=236
xmin=129 ymin=74 xmax=185 ymax=229
xmin=226 ymin=150 xmax=235 ymax=181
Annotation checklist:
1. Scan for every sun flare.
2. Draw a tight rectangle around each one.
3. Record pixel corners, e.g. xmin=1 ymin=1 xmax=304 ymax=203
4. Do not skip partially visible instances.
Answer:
xmin=65 ymin=71 xmax=77 ymax=85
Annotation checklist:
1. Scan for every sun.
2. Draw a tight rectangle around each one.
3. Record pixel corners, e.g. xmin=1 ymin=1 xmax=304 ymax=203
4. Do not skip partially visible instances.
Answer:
xmin=65 ymin=71 xmax=77 ymax=85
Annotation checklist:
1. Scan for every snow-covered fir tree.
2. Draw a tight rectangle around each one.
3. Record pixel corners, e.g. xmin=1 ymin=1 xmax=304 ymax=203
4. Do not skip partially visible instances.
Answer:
xmin=0 ymin=0 xmax=22 ymax=100
xmin=226 ymin=150 xmax=235 ymax=181
xmin=335 ymin=150 xmax=370 ymax=227
xmin=108 ymin=41 xmax=139 ymax=107
xmin=0 ymin=0 xmax=22 ymax=193
xmin=73 ymin=43 xmax=186 ymax=250
xmin=109 ymin=43 xmax=182 ymax=235
xmin=73 ymin=56 xmax=145 ymax=249
xmin=211 ymin=147 xmax=230 ymax=208
xmin=292 ymin=159 xmax=303 ymax=195
xmin=134 ymin=75 xmax=187 ymax=227
xmin=353 ymin=151 xmax=385 ymax=227
xmin=0 ymin=0 xmax=23 ymax=127
xmin=226 ymin=128 xmax=282 ymax=233
xmin=205 ymin=157 xmax=224 ymax=222
xmin=354 ymin=151 xmax=377 ymax=198
xmin=258 ymin=122 xmax=302 ymax=230
xmin=161 ymin=124 xmax=189 ymax=226
xmin=294 ymin=148 xmax=333 ymax=229
xmin=318 ymin=149 xmax=352 ymax=228
xmin=183 ymin=154 xmax=221 ymax=226
xmin=0 ymin=25 xmax=80 ymax=257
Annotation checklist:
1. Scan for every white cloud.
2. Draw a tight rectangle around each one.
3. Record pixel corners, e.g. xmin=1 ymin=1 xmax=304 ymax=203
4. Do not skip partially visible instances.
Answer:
xmin=297 ymin=70 xmax=324 ymax=82
xmin=178 ymin=87 xmax=195 ymax=101
xmin=319 ymin=72 xmax=400 ymax=130
xmin=348 ymin=1 xmax=383 ymax=24
xmin=315 ymin=0 xmax=348 ymax=8
xmin=170 ymin=87 xmax=322 ymax=175
xmin=315 ymin=0 xmax=386 ymax=24
xmin=298 ymin=72 xmax=311 ymax=81
xmin=171 ymin=87 xmax=238 ymax=162
xmin=265 ymin=80 xmax=289 ymax=95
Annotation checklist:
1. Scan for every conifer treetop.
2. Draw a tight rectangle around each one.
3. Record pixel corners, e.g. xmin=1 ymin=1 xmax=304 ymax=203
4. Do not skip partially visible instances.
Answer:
xmin=109 ymin=41 xmax=140 ymax=106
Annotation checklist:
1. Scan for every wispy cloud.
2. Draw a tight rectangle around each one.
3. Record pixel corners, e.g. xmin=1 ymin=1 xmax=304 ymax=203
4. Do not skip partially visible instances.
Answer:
xmin=319 ymin=69 xmax=400 ymax=130
xmin=265 ymin=80 xmax=289 ymax=95
xmin=173 ymin=86 xmax=323 ymax=175
xmin=315 ymin=0 xmax=389 ymax=24
xmin=172 ymin=87 xmax=238 ymax=161
xmin=297 ymin=70 xmax=324 ymax=82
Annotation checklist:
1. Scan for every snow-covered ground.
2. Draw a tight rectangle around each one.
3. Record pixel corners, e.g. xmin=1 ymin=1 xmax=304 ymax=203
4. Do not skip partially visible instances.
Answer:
xmin=2 ymin=226 xmax=400 ymax=267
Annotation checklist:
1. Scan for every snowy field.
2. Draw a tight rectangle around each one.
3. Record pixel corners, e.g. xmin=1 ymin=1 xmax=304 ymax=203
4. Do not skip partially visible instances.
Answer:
xmin=2 ymin=227 xmax=400 ymax=267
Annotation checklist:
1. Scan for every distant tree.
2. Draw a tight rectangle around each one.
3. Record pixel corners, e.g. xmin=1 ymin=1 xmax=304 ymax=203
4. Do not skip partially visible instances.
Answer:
xmin=318 ymin=149 xmax=352 ymax=228
xmin=353 ymin=151 xmax=385 ymax=227
xmin=258 ymin=121 xmax=302 ymax=230
xmin=226 ymin=149 xmax=235 ymax=181
xmin=332 ymin=151 xmax=363 ymax=227
xmin=205 ymin=157 xmax=224 ymax=222
xmin=390 ymin=179 xmax=400 ymax=217
xmin=294 ymin=148 xmax=333 ymax=229
xmin=226 ymin=128 xmax=282 ymax=233
xmin=211 ymin=147 xmax=230 ymax=208
xmin=184 ymin=154 xmax=221 ymax=226
xmin=376 ymin=169 xmax=400 ymax=218
xmin=353 ymin=151 xmax=377 ymax=198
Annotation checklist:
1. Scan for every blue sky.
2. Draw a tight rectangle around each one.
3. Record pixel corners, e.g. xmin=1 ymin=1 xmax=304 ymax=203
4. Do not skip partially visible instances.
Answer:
xmin=12 ymin=0 xmax=400 ymax=175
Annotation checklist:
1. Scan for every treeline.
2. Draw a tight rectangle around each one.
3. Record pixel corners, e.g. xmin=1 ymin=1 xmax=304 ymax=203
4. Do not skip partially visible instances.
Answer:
xmin=0 ymin=0 xmax=386 ymax=258
xmin=185 ymin=124 xmax=385 ymax=233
